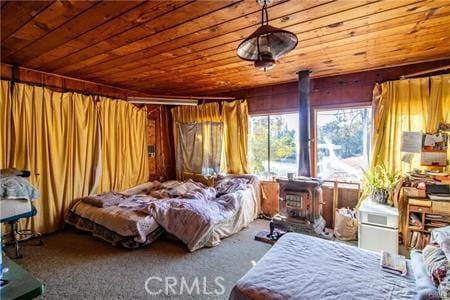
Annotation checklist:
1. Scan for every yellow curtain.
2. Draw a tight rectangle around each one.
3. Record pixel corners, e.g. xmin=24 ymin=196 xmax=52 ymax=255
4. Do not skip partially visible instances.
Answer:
xmin=371 ymin=78 xmax=429 ymax=174
xmin=96 ymin=98 xmax=149 ymax=192
xmin=10 ymin=83 xmax=99 ymax=233
xmin=172 ymin=103 xmax=222 ymax=181
xmin=0 ymin=80 xmax=11 ymax=169
xmin=369 ymin=75 xmax=450 ymax=239
xmin=428 ymin=74 xmax=450 ymax=131
xmin=171 ymin=102 xmax=221 ymax=124
xmin=429 ymin=74 xmax=450 ymax=166
xmin=222 ymin=100 xmax=250 ymax=174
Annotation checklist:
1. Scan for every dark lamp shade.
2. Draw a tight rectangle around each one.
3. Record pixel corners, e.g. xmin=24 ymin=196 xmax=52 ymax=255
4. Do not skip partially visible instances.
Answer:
xmin=237 ymin=25 xmax=298 ymax=61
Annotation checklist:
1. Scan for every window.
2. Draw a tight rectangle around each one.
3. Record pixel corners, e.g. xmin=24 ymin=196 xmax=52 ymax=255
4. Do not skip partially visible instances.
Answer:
xmin=316 ymin=107 xmax=372 ymax=183
xmin=249 ymin=113 xmax=298 ymax=178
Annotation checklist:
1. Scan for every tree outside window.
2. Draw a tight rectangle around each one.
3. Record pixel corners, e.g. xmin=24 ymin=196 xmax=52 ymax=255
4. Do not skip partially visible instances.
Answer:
xmin=316 ymin=107 xmax=372 ymax=183
xmin=249 ymin=113 xmax=298 ymax=178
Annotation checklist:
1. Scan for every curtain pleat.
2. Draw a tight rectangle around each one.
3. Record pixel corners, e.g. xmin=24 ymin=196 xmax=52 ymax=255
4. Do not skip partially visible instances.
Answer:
xmin=96 ymin=98 xmax=149 ymax=193
xmin=371 ymin=78 xmax=429 ymax=174
xmin=171 ymin=101 xmax=250 ymax=179
xmin=428 ymin=74 xmax=450 ymax=131
xmin=10 ymin=83 xmax=98 ymax=233
xmin=0 ymin=80 xmax=12 ymax=169
xmin=172 ymin=103 xmax=222 ymax=181
xmin=171 ymin=102 xmax=221 ymax=124
xmin=222 ymin=100 xmax=250 ymax=174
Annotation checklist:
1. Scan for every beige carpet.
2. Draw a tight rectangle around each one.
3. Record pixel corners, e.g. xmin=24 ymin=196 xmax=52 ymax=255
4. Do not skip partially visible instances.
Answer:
xmin=11 ymin=219 xmax=271 ymax=299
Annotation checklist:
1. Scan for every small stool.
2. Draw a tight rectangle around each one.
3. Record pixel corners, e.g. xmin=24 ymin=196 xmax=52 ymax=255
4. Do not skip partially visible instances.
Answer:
xmin=1 ymin=205 xmax=43 ymax=259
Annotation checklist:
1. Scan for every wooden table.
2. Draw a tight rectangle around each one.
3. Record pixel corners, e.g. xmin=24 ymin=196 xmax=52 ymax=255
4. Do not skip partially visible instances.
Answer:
xmin=1 ymin=255 xmax=44 ymax=299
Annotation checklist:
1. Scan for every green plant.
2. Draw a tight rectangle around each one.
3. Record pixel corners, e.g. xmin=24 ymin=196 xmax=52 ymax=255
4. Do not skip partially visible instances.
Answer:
xmin=362 ymin=164 xmax=400 ymax=191
xmin=362 ymin=164 xmax=402 ymax=203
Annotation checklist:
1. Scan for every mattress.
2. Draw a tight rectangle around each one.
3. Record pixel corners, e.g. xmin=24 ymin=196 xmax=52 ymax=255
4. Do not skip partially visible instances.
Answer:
xmin=208 ymin=187 xmax=258 ymax=247
xmin=230 ymin=233 xmax=417 ymax=300
xmin=67 ymin=199 xmax=163 ymax=248
xmin=66 ymin=177 xmax=259 ymax=250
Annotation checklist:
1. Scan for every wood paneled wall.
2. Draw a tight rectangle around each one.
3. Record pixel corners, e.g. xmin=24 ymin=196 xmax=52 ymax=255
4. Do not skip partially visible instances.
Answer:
xmin=146 ymin=105 xmax=176 ymax=181
xmin=218 ymin=59 xmax=450 ymax=114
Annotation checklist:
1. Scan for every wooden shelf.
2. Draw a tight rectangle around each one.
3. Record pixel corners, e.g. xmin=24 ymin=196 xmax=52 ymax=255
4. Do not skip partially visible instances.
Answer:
xmin=405 ymin=198 xmax=449 ymax=250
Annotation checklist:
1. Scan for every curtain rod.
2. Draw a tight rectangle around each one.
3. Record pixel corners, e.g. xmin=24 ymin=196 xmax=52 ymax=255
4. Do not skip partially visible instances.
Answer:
xmin=400 ymin=65 xmax=450 ymax=79
xmin=134 ymin=94 xmax=235 ymax=100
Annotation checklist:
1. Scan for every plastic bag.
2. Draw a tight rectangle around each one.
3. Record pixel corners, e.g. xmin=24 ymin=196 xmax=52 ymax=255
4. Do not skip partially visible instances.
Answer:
xmin=334 ymin=207 xmax=357 ymax=241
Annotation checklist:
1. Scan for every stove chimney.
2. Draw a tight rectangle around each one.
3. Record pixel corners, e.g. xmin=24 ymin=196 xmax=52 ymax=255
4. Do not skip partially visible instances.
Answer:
xmin=298 ymin=70 xmax=311 ymax=177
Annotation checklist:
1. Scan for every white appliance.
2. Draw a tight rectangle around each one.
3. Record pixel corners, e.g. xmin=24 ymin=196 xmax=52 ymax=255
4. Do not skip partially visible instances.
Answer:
xmin=358 ymin=199 xmax=399 ymax=254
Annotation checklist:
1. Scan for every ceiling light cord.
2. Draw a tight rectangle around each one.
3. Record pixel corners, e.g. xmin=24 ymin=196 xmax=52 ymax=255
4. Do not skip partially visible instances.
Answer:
xmin=258 ymin=0 xmax=270 ymax=71
xmin=261 ymin=0 xmax=269 ymax=26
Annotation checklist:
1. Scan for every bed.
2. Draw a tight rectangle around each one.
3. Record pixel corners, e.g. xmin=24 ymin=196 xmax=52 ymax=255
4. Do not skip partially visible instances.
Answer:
xmin=66 ymin=181 xmax=164 ymax=248
xmin=230 ymin=232 xmax=418 ymax=300
xmin=66 ymin=176 xmax=259 ymax=250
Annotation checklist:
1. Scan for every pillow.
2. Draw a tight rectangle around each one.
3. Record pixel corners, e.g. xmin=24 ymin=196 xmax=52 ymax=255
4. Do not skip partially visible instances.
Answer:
xmin=410 ymin=250 xmax=441 ymax=300
xmin=215 ymin=178 xmax=248 ymax=195
xmin=423 ymin=244 xmax=449 ymax=285
xmin=431 ymin=226 xmax=450 ymax=261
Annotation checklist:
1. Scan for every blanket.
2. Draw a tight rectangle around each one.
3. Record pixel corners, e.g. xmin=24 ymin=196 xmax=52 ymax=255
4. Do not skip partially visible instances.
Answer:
xmin=82 ymin=192 xmax=129 ymax=208
xmin=215 ymin=177 xmax=248 ymax=196
xmin=0 ymin=175 xmax=39 ymax=200
xmin=150 ymin=191 xmax=242 ymax=252
xmin=149 ymin=180 xmax=207 ymax=199
xmin=68 ymin=195 xmax=161 ymax=246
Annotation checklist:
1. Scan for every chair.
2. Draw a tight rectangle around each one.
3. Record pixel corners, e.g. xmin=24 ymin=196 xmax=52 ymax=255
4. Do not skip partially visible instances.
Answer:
xmin=0 ymin=170 xmax=43 ymax=259
xmin=1 ymin=198 xmax=43 ymax=258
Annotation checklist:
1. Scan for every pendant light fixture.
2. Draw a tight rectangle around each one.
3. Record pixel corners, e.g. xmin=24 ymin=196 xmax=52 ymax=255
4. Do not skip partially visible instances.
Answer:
xmin=236 ymin=0 xmax=298 ymax=71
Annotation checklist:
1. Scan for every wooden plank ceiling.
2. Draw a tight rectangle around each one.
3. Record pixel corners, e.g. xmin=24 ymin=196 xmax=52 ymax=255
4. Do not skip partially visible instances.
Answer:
xmin=1 ymin=0 xmax=450 ymax=96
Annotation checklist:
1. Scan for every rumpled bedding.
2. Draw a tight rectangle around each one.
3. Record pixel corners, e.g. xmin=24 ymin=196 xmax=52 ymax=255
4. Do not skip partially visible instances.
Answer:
xmin=0 ymin=175 xmax=40 ymax=200
xmin=215 ymin=178 xmax=248 ymax=195
xmin=67 ymin=176 xmax=258 ymax=250
xmin=150 ymin=191 xmax=242 ymax=252
xmin=150 ymin=177 xmax=258 ymax=251
xmin=67 ymin=195 xmax=161 ymax=246
xmin=411 ymin=250 xmax=441 ymax=300
xmin=82 ymin=192 xmax=129 ymax=208
xmin=149 ymin=180 xmax=207 ymax=199
xmin=431 ymin=226 xmax=450 ymax=261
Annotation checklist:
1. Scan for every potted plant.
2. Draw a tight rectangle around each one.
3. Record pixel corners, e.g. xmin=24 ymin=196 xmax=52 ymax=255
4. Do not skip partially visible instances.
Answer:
xmin=362 ymin=164 xmax=401 ymax=204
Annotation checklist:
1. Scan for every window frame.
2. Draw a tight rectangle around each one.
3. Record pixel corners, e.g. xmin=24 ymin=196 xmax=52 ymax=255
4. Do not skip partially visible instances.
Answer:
xmin=312 ymin=103 xmax=372 ymax=182
xmin=248 ymin=112 xmax=299 ymax=179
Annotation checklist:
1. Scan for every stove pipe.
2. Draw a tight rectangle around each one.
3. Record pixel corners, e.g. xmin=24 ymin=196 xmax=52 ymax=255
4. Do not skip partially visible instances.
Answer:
xmin=298 ymin=70 xmax=311 ymax=177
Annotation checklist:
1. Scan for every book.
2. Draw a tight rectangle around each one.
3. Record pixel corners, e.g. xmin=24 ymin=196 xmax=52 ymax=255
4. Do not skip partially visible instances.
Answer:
xmin=380 ymin=251 xmax=407 ymax=276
